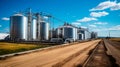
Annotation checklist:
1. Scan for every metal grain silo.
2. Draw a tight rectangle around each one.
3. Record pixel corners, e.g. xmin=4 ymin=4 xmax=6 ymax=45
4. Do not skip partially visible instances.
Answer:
xmin=91 ymin=32 xmax=97 ymax=39
xmin=10 ymin=14 xmax=28 ymax=41
xmin=74 ymin=27 xmax=78 ymax=40
xmin=40 ymin=21 xmax=49 ymax=40
xmin=56 ymin=27 xmax=63 ymax=38
xmin=84 ymin=30 xmax=91 ymax=40
xmin=31 ymin=19 xmax=37 ymax=40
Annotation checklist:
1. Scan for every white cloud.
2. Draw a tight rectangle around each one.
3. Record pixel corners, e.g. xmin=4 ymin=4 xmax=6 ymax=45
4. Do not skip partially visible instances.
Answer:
xmin=81 ymin=26 xmax=87 ymax=29
xmin=94 ymin=22 xmax=108 ymax=25
xmin=72 ymin=22 xmax=81 ymax=26
xmin=43 ymin=16 xmax=49 ymax=19
xmin=90 ymin=1 xmax=120 ymax=11
xmin=89 ymin=24 xmax=97 ymax=28
xmin=90 ymin=25 xmax=120 ymax=37
xmin=109 ymin=25 xmax=120 ymax=30
xmin=91 ymin=28 xmax=102 ymax=32
xmin=90 ymin=11 xmax=109 ymax=17
xmin=77 ymin=17 xmax=98 ymax=22
xmin=1 ymin=17 xmax=10 ymax=21
xmin=111 ymin=3 xmax=120 ymax=10
xmin=92 ymin=25 xmax=120 ymax=32
xmin=97 ymin=30 xmax=120 ymax=37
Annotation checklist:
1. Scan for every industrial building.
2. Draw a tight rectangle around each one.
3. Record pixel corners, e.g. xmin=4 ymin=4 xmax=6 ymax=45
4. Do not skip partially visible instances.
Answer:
xmin=10 ymin=8 xmax=97 ymax=42
xmin=55 ymin=23 xmax=92 ymax=42
xmin=77 ymin=28 xmax=91 ymax=40
xmin=56 ymin=23 xmax=78 ymax=41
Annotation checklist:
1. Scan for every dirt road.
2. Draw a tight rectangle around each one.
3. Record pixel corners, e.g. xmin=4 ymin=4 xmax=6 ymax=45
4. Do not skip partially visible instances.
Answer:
xmin=0 ymin=40 xmax=100 ymax=67
xmin=104 ymin=40 xmax=120 ymax=66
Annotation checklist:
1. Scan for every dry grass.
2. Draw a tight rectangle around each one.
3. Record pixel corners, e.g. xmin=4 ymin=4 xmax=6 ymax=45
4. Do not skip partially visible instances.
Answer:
xmin=109 ymin=38 xmax=120 ymax=42
xmin=0 ymin=42 xmax=51 ymax=55
xmin=0 ymin=43 xmax=37 ymax=50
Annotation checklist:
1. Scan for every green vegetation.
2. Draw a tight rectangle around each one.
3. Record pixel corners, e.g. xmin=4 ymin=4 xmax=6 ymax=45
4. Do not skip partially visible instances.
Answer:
xmin=0 ymin=42 xmax=51 ymax=55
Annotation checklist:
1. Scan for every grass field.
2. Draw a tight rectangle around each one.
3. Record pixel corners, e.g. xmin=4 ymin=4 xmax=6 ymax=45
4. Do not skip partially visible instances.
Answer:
xmin=0 ymin=42 xmax=51 ymax=55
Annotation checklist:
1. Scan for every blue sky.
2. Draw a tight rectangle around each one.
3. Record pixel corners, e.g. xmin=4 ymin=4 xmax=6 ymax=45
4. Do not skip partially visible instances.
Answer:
xmin=0 ymin=0 xmax=120 ymax=37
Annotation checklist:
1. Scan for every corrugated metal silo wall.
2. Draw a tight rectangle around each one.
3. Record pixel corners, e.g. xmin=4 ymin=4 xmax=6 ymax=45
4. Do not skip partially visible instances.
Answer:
xmin=31 ymin=19 xmax=37 ymax=40
xmin=40 ymin=22 xmax=49 ymax=40
xmin=10 ymin=15 xmax=28 ymax=41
